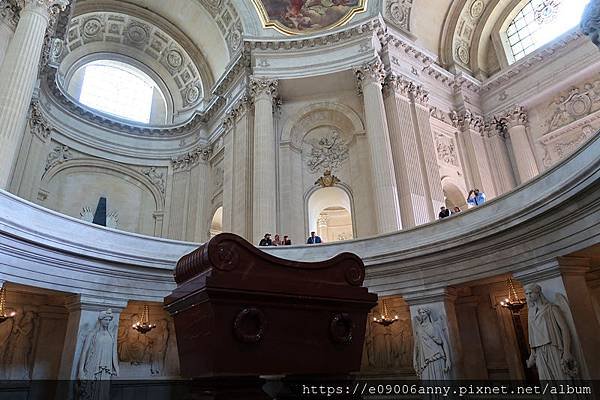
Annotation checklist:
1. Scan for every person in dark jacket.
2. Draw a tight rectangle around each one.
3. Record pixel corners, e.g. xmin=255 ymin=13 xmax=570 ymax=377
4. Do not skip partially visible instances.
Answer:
xmin=306 ymin=231 xmax=322 ymax=244
xmin=439 ymin=206 xmax=450 ymax=219
xmin=259 ymin=233 xmax=272 ymax=246
xmin=283 ymin=235 xmax=292 ymax=245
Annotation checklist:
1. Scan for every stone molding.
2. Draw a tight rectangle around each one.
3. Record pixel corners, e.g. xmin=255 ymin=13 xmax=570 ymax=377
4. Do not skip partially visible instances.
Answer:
xmin=0 ymin=134 xmax=598 ymax=301
xmin=171 ymin=145 xmax=212 ymax=171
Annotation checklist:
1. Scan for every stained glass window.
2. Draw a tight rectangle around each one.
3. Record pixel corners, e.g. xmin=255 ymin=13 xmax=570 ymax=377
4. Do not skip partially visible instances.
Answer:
xmin=505 ymin=0 xmax=590 ymax=63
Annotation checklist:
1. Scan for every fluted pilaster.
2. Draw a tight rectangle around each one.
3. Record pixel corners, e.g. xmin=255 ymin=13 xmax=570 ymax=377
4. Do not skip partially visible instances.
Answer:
xmin=249 ymin=76 xmax=278 ymax=243
xmin=355 ymin=61 xmax=401 ymax=233
xmin=0 ymin=0 xmax=68 ymax=188
xmin=503 ymin=106 xmax=539 ymax=184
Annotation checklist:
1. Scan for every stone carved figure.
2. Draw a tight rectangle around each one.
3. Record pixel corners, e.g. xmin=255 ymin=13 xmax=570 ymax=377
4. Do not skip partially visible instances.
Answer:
xmin=362 ymin=308 xmax=413 ymax=372
xmin=306 ymin=131 xmax=349 ymax=174
xmin=524 ymin=284 xmax=577 ymax=380
xmin=78 ymin=309 xmax=119 ymax=380
xmin=413 ymin=308 xmax=451 ymax=380
xmin=0 ymin=310 xmax=38 ymax=380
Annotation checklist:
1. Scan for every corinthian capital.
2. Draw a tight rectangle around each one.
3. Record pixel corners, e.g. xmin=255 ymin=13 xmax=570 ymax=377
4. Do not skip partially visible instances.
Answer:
xmin=249 ymin=76 xmax=278 ymax=101
xmin=503 ymin=106 xmax=528 ymax=128
xmin=19 ymin=0 xmax=68 ymax=12
xmin=384 ymin=73 xmax=429 ymax=105
xmin=354 ymin=59 xmax=386 ymax=91
xmin=450 ymin=109 xmax=484 ymax=133
xmin=0 ymin=0 xmax=20 ymax=28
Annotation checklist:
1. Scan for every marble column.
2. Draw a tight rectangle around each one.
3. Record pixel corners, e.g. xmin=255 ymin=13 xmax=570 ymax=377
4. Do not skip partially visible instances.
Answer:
xmin=404 ymin=288 xmax=463 ymax=379
xmin=354 ymin=61 xmax=401 ymax=233
xmin=451 ymin=111 xmax=496 ymax=197
xmin=0 ymin=2 xmax=18 ymax=65
xmin=383 ymin=74 xmax=431 ymax=228
xmin=222 ymin=95 xmax=253 ymax=240
xmin=504 ymin=107 xmax=539 ymax=185
xmin=0 ymin=0 xmax=68 ymax=189
xmin=57 ymin=295 xmax=127 ymax=380
xmin=249 ymin=77 xmax=278 ymax=244
xmin=514 ymin=257 xmax=600 ymax=379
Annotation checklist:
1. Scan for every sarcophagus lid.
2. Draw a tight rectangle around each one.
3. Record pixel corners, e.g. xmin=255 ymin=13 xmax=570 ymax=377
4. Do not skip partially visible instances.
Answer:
xmin=164 ymin=233 xmax=377 ymax=378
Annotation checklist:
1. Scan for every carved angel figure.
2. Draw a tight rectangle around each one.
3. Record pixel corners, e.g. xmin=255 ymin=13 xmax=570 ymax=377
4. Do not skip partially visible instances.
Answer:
xmin=78 ymin=309 xmax=119 ymax=380
xmin=413 ymin=308 xmax=451 ymax=380
xmin=525 ymin=284 xmax=577 ymax=380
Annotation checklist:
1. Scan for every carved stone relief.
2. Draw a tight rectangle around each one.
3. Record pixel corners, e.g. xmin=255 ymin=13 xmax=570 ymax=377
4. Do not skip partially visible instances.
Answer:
xmin=65 ymin=12 xmax=205 ymax=107
xmin=213 ymin=166 xmax=224 ymax=195
xmin=117 ymin=310 xmax=178 ymax=377
xmin=385 ymin=0 xmax=413 ymax=32
xmin=29 ymin=101 xmax=52 ymax=141
xmin=80 ymin=206 xmax=120 ymax=229
xmin=0 ymin=309 xmax=39 ymax=380
xmin=306 ymin=131 xmax=350 ymax=174
xmin=141 ymin=167 xmax=166 ymax=196
xmin=362 ymin=299 xmax=413 ymax=372
xmin=435 ymin=133 xmax=459 ymax=167
xmin=452 ymin=0 xmax=490 ymax=70
xmin=545 ymin=80 xmax=600 ymax=133
xmin=540 ymin=124 xmax=595 ymax=168
xmin=45 ymin=144 xmax=73 ymax=172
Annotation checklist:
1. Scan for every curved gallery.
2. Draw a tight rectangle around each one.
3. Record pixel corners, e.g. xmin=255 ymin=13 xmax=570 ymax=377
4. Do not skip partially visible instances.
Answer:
xmin=0 ymin=0 xmax=599 ymax=387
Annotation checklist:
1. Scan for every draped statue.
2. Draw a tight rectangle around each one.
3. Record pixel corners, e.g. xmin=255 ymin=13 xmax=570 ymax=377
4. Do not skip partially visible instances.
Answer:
xmin=525 ymin=284 xmax=577 ymax=380
xmin=412 ymin=308 xmax=452 ymax=380
xmin=78 ymin=309 xmax=119 ymax=380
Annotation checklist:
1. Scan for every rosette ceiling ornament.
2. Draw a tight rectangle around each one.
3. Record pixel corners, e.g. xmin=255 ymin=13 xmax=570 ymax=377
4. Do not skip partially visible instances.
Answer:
xmin=251 ymin=0 xmax=367 ymax=35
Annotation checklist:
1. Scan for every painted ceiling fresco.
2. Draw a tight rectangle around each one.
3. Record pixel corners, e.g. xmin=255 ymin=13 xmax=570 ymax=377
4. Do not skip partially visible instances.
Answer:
xmin=252 ymin=0 xmax=367 ymax=35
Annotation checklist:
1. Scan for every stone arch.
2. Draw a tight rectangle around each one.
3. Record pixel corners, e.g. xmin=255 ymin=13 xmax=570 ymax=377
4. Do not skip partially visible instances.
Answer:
xmin=304 ymin=183 xmax=357 ymax=242
xmin=281 ymin=102 xmax=365 ymax=149
xmin=441 ymin=176 xmax=468 ymax=210
xmin=40 ymin=158 xmax=166 ymax=236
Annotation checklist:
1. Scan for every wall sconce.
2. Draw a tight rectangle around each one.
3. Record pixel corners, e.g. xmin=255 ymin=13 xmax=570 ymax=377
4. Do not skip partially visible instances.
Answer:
xmin=499 ymin=278 xmax=527 ymax=314
xmin=132 ymin=304 xmax=156 ymax=334
xmin=0 ymin=284 xmax=16 ymax=325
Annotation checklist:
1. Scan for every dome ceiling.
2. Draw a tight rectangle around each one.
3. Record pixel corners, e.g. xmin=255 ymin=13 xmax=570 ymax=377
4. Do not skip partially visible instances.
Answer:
xmin=251 ymin=0 xmax=367 ymax=35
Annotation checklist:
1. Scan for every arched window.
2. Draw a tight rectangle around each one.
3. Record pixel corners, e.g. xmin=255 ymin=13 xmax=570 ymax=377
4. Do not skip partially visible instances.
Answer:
xmin=503 ymin=0 xmax=589 ymax=63
xmin=68 ymin=60 xmax=167 ymax=124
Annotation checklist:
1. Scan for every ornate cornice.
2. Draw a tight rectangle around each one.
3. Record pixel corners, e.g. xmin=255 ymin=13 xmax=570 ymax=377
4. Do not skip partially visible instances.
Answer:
xmin=384 ymin=72 xmax=429 ymax=105
xmin=244 ymin=18 xmax=385 ymax=51
xmin=43 ymin=69 xmax=225 ymax=136
xmin=211 ymin=50 xmax=251 ymax=97
xmin=171 ymin=145 xmax=212 ymax=171
xmin=249 ymin=76 xmax=278 ymax=101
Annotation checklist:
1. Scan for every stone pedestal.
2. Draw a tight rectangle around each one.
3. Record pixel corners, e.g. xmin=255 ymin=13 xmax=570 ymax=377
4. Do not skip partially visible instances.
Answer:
xmin=250 ymin=77 xmax=278 ymax=244
xmin=404 ymin=288 xmax=463 ymax=380
xmin=355 ymin=61 xmax=401 ymax=233
xmin=514 ymin=257 xmax=600 ymax=379
xmin=0 ymin=0 xmax=68 ymax=188
xmin=57 ymin=295 xmax=127 ymax=380
xmin=504 ymin=107 xmax=539 ymax=185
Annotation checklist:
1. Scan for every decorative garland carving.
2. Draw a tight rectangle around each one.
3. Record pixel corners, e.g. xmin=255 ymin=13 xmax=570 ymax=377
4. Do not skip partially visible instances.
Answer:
xmin=545 ymin=80 xmax=600 ymax=133
xmin=141 ymin=167 xmax=166 ymax=195
xmin=45 ymin=144 xmax=73 ymax=171
xmin=306 ymin=131 xmax=350 ymax=174
xmin=435 ymin=133 xmax=459 ymax=167
xmin=29 ymin=101 xmax=52 ymax=141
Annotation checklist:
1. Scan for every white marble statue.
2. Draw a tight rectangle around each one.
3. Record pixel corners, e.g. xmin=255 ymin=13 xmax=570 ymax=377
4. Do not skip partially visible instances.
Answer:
xmin=413 ymin=308 xmax=452 ymax=380
xmin=525 ymin=284 xmax=577 ymax=380
xmin=78 ymin=309 xmax=119 ymax=380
